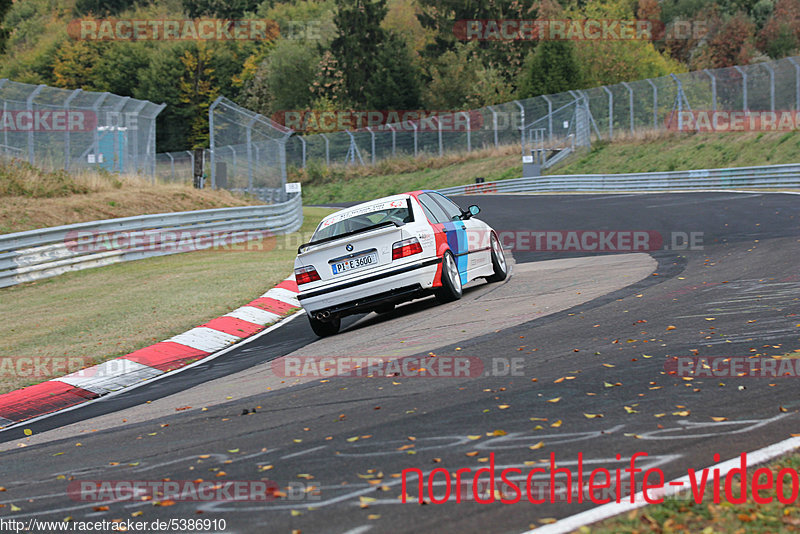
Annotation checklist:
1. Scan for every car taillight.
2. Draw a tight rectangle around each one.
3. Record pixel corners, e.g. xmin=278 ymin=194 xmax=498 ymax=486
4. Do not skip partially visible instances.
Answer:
xmin=295 ymin=265 xmax=321 ymax=285
xmin=392 ymin=237 xmax=423 ymax=260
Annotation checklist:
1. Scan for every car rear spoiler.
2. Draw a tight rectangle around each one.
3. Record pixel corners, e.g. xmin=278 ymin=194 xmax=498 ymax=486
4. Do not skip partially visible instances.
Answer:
xmin=298 ymin=221 xmax=403 ymax=255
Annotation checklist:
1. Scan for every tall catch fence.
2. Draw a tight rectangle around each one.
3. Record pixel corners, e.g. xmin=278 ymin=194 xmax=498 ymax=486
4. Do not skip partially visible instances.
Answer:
xmin=199 ymin=55 xmax=800 ymax=192
xmin=0 ymin=79 xmax=164 ymax=177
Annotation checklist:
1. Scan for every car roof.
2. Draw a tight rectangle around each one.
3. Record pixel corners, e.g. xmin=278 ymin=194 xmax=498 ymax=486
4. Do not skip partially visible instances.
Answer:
xmin=317 ymin=193 xmax=414 ymax=225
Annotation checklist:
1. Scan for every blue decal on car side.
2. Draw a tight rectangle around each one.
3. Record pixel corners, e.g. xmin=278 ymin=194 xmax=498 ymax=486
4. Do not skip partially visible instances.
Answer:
xmin=442 ymin=220 xmax=469 ymax=284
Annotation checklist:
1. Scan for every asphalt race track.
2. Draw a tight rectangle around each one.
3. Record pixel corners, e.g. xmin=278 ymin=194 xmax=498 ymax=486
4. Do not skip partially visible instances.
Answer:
xmin=1 ymin=192 xmax=798 ymax=534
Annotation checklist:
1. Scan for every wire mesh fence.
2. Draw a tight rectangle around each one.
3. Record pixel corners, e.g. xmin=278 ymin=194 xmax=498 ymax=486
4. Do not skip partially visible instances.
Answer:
xmin=198 ymin=55 xmax=800 ymax=193
xmin=207 ymin=96 xmax=293 ymax=202
xmin=0 ymin=79 xmax=165 ymax=177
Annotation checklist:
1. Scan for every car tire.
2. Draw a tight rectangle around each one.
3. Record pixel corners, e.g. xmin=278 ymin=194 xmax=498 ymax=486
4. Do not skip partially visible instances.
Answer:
xmin=435 ymin=250 xmax=463 ymax=303
xmin=486 ymin=232 xmax=508 ymax=283
xmin=308 ymin=316 xmax=341 ymax=337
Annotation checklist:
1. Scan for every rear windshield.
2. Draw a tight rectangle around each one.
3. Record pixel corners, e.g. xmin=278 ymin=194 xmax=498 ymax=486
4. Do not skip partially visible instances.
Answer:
xmin=313 ymin=199 xmax=413 ymax=241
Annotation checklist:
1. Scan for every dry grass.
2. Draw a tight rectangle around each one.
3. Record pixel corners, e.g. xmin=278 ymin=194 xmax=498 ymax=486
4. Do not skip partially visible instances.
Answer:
xmin=0 ymin=158 xmax=261 ymax=234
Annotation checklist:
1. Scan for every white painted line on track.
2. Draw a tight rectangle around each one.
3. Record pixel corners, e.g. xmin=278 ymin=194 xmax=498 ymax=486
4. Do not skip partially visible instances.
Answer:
xmin=280 ymin=445 xmax=327 ymax=460
xmin=523 ymin=435 xmax=800 ymax=534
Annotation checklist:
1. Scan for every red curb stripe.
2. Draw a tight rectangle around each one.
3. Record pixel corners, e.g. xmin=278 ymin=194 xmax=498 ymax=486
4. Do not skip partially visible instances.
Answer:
xmin=123 ymin=341 xmax=210 ymax=372
xmin=276 ymin=279 xmax=299 ymax=292
xmin=0 ymin=381 xmax=98 ymax=424
xmin=249 ymin=297 xmax=296 ymax=315
xmin=201 ymin=316 xmax=264 ymax=337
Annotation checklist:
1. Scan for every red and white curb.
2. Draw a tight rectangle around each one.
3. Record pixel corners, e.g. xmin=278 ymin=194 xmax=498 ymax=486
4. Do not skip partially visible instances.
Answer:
xmin=0 ymin=276 xmax=301 ymax=429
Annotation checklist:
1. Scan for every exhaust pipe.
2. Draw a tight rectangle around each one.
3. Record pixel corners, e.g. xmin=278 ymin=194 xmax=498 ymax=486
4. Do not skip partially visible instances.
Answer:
xmin=315 ymin=311 xmax=331 ymax=321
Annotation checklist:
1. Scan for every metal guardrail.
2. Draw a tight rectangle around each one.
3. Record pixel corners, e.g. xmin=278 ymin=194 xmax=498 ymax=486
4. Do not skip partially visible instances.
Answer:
xmin=0 ymin=194 xmax=303 ymax=289
xmin=439 ymin=163 xmax=800 ymax=196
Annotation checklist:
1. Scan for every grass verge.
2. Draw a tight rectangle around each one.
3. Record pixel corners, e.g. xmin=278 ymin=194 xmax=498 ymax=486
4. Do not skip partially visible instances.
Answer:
xmin=0 ymin=206 xmax=334 ymax=394
xmin=581 ymin=453 xmax=800 ymax=533
xmin=0 ymin=158 xmax=260 ymax=234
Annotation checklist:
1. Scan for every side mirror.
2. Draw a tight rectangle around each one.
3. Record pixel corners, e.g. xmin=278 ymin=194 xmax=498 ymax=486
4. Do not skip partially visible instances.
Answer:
xmin=461 ymin=205 xmax=480 ymax=220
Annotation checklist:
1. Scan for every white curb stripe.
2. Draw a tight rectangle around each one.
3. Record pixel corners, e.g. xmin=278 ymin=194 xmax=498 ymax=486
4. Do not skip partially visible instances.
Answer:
xmin=226 ymin=306 xmax=283 ymax=326
xmin=263 ymin=287 xmax=300 ymax=305
xmin=169 ymin=327 xmax=241 ymax=352
xmin=56 ymin=359 xmax=164 ymax=395
xmin=526 ymin=435 xmax=800 ymax=534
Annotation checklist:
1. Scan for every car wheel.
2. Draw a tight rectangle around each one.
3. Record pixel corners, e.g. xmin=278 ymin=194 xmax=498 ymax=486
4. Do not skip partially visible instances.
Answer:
xmin=308 ymin=315 xmax=341 ymax=337
xmin=435 ymin=250 xmax=463 ymax=303
xmin=486 ymin=232 xmax=508 ymax=283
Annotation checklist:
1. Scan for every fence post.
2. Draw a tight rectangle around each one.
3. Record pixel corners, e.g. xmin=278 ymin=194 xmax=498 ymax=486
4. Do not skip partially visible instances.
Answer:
xmin=320 ymin=133 xmax=330 ymax=166
xmin=63 ymin=89 xmax=82 ymax=171
xmin=410 ymin=121 xmax=418 ymax=157
xmin=788 ymin=57 xmax=800 ymax=110
xmin=542 ymin=95 xmax=553 ymax=142
xmin=229 ymin=145 xmax=236 ymax=182
xmin=112 ymin=97 xmax=130 ymax=173
xmin=487 ymin=105 xmax=499 ymax=147
xmin=621 ymin=82 xmax=634 ymax=135
xmin=436 ymin=116 xmax=443 ymax=157
xmin=734 ymin=65 xmax=748 ymax=111
xmin=245 ymin=115 xmax=257 ymax=193
xmin=645 ymin=79 xmax=658 ymax=129
xmin=186 ymin=150 xmax=194 ymax=184
xmin=0 ymin=80 xmax=8 ymax=155
xmin=514 ymin=100 xmax=524 ymax=155
xmin=461 ymin=112 xmax=471 ymax=152
xmin=762 ymin=63 xmax=775 ymax=112
xmin=298 ymin=135 xmax=306 ymax=169
xmin=167 ymin=152 xmax=174 ymax=181
xmin=129 ymin=101 xmax=146 ymax=174
xmin=703 ymin=69 xmax=716 ymax=112
xmin=26 ymin=84 xmax=45 ymax=165
xmin=366 ymin=127 xmax=375 ymax=164
xmin=388 ymin=124 xmax=396 ymax=157
xmin=208 ymin=96 xmax=222 ymax=188
xmin=150 ymin=104 xmax=165 ymax=182
xmin=601 ymin=86 xmax=613 ymax=139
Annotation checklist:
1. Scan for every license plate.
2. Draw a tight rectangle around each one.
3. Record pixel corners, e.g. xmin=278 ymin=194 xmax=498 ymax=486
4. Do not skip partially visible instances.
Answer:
xmin=332 ymin=252 xmax=378 ymax=274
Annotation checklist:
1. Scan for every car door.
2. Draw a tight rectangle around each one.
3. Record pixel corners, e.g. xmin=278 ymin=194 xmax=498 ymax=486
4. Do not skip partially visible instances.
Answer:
xmin=416 ymin=193 xmax=469 ymax=285
xmin=428 ymin=192 xmax=491 ymax=273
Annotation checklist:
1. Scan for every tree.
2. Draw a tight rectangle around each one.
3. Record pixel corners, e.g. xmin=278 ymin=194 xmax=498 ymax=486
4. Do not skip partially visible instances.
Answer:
xmin=73 ymin=0 xmax=134 ymax=16
xmin=330 ymin=0 xmax=388 ymax=107
xmin=757 ymin=0 xmax=800 ymax=58
xmin=136 ymin=45 xmax=193 ymax=152
xmin=0 ymin=0 xmax=11 ymax=54
xmin=182 ymin=0 xmax=259 ymax=19
xmin=692 ymin=12 xmax=757 ymax=68
xmin=364 ymin=31 xmax=422 ymax=109
xmin=241 ymin=39 xmax=320 ymax=116
xmin=52 ymin=40 xmax=102 ymax=89
xmin=178 ymin=43 xmax=221 ymax=148
xmin=422 ymin=42 xmax=513 ymax=109
xmin=518 ymin=41 xmax=582 ymax=98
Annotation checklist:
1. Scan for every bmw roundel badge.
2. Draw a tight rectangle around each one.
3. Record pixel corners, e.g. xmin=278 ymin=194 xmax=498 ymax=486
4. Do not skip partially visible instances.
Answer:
xmin=346 ymin=243 xmax=354 ymax=252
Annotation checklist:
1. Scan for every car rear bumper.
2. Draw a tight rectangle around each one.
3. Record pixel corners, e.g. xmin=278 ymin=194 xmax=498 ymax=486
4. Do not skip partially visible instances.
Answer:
xmin=298 ymin=258 xmax=440 ymax=320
